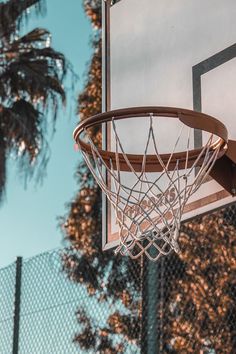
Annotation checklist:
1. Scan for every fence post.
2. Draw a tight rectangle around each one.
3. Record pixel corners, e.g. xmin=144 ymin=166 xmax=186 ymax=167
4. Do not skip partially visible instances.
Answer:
xmin=147 ymin=260 xmax=159 ymax=353
xmin=12 ymin=257 xmax=22 ymax=354
xmin=141 ymin=255 xmax=164 ymax=354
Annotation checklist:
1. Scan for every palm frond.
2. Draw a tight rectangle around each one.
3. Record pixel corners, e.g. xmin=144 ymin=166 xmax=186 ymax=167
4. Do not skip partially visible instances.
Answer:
xmin=0 ymin=100 xmax=42 ymax=159
xmin=0 ymin=33 xmax=66 ymax=116
xmin=0 ymin=0 xmax=45 ymax=39
xmin=0 ymin=1 xmax=71 ymax=199
xmin=0 ymin=99 xmax=50 ymax=197
xmin=8 ymin=28 xmax=50 ymax=49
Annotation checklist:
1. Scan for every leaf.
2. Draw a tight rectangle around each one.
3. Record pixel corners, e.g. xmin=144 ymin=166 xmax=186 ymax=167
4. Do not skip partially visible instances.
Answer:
xmin=0 ymin=0 xmax=45 ymax=39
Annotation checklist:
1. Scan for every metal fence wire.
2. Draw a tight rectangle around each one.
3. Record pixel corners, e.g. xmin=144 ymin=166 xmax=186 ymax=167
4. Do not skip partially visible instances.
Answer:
xmin=0 ymin=202 xmax=236 ymax=353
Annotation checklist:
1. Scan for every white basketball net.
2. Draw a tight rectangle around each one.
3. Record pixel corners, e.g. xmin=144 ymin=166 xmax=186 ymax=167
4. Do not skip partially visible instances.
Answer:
xmin=80 ymin=114 xmax=221 ymax=261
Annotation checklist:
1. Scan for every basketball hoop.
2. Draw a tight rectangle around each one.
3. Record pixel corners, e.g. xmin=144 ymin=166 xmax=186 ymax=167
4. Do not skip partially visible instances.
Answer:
xmin=73 ymin=107 xmax=228 ymax=261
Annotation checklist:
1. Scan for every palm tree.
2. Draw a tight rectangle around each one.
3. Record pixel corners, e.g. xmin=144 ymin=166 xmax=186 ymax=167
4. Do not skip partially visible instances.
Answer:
xmin=0 ymin=0 xmax=67 ymax=199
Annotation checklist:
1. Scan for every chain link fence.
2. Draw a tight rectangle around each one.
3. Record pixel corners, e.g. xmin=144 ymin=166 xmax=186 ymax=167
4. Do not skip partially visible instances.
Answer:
xmin=0 ymin=203 xmax=235 ymax=353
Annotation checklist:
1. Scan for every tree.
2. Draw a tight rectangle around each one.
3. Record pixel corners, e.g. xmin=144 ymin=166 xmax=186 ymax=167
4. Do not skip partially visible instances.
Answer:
xmin=0 ymin=0 xmax=67 ymax=199
xmin=61 ymin=2 xmax=236 ymax=353
xmin=61 ymin=1 xmax=141 ymax=352
xmin=164 ymin=210 xmax=236 ymax=353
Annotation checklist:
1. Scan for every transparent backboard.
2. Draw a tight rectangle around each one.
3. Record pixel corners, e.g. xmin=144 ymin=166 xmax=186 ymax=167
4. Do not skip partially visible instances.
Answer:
xmin=102 ymin=0 xmax=236 ymax=250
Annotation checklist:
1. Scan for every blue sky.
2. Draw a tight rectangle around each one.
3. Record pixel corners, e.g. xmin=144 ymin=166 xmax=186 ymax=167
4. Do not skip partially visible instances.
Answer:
xmin=0 ymin=0 xmax=92 ymax=268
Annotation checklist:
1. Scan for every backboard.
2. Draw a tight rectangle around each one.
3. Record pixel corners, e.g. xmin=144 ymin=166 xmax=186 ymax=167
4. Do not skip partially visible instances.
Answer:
xmin=102 ymin=0 xmax=236 ymax=250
